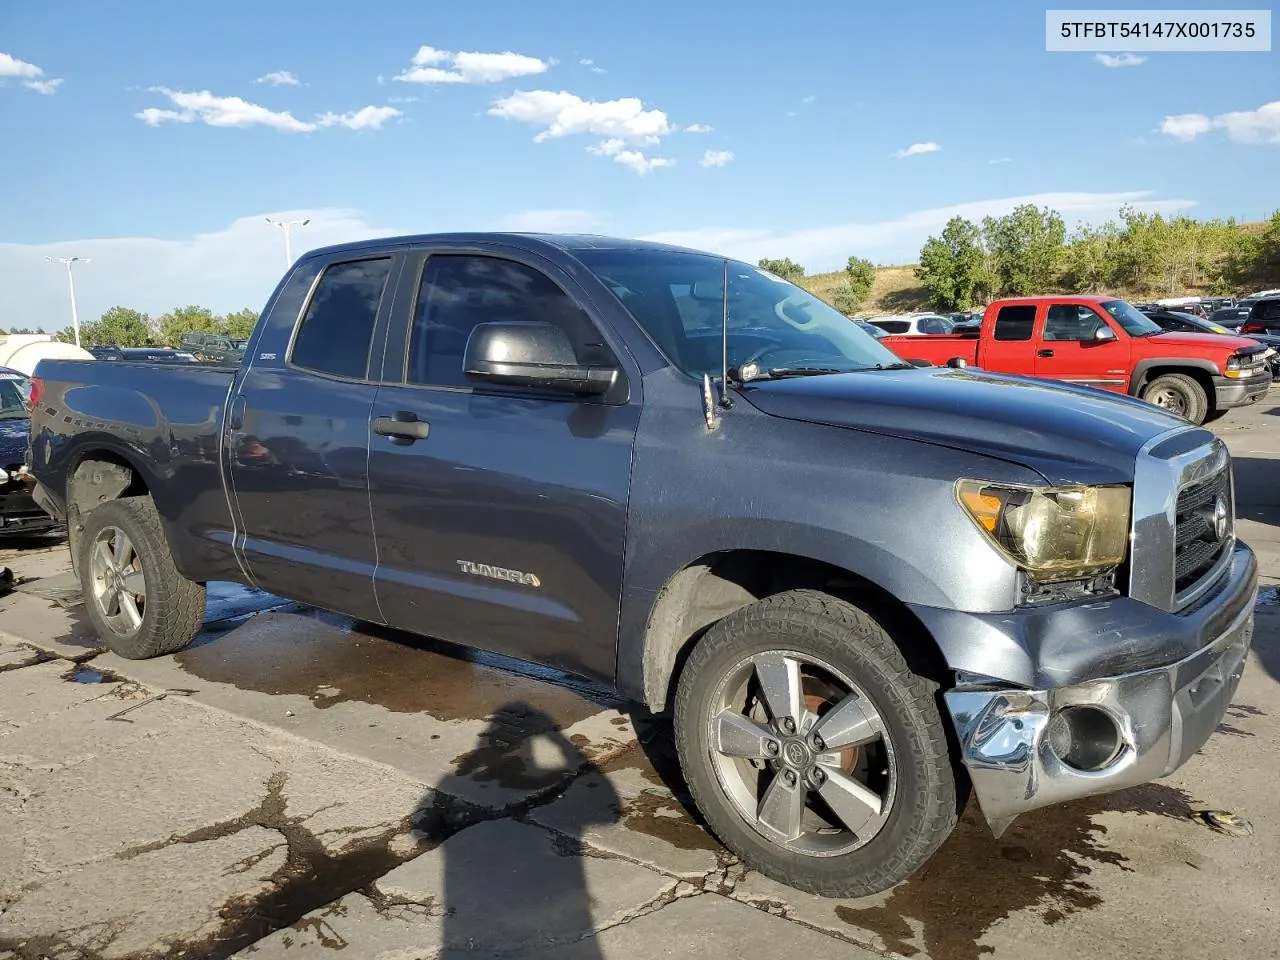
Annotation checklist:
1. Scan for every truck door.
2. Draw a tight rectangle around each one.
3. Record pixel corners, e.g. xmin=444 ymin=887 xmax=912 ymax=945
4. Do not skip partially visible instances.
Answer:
xmin=366 ymin=249 xmax=640 ymax=682
xmin=224 ymin=253 xmax=399 ymax=621
xmin=978 ymin=303 xmax=1040 ymax=374
xmin=1033 ymin=302 xmax=1130 ymax=393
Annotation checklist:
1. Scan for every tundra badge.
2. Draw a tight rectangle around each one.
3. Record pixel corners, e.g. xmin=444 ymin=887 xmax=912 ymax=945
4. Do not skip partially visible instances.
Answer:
xmin=456 ymin=560 xmax=541 ymax=588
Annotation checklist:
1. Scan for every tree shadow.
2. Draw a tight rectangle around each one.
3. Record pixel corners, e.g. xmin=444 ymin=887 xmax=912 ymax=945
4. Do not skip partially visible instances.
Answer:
xmin=1232 ymin=457 xmax=1280 ymax=532
xmin=432 ymin=702 xmax=622 ymax=958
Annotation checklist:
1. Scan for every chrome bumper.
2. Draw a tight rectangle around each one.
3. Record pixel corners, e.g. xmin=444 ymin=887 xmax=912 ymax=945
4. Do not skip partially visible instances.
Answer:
xmin=945 ymin=596 xmax=1254 ymax=836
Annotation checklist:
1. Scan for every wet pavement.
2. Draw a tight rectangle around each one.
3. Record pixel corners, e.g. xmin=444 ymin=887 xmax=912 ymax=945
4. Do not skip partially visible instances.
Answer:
xmin=1 ymin=400 xmax=1278 ymax=959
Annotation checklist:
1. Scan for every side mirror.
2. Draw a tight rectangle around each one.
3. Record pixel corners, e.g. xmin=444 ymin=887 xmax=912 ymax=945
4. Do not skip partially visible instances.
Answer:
xmin=1093 ymin=325 xmax=1117 ymax=342
xmin=464 ymin=321 xmax=617 ymax=396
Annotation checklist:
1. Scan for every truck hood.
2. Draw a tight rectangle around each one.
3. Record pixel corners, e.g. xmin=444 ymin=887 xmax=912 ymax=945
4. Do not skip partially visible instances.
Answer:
xmin=0 ymin=417 xmax=30 ymax=468
xmin=739 ymin=366 xmax=1190 ymax=486
xmin=1147 ymin=330 xmax=1261 ymax=354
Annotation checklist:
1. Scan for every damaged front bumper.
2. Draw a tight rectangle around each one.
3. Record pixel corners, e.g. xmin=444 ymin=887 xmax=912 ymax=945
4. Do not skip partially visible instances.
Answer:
xmin=1 ymin=469 xmax=61 ymax=536
xmin=943 ymin=592 xmax=1254 ymax=836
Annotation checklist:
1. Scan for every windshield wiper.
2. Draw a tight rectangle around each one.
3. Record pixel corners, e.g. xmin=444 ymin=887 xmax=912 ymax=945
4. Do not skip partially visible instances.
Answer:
xmin=873 ymin=362 xmax=916 ymax=370
xmin=763 ymin=366 xmax=847 ymax=379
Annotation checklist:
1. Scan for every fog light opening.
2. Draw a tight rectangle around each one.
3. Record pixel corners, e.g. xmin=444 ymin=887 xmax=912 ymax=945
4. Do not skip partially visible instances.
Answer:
xmin=1047 ymin=706 xmax=1123 ymax=772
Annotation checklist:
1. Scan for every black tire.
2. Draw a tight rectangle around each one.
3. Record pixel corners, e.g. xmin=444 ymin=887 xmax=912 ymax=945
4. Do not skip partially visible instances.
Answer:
xmin=1203 ymin=408 xmax=1228 ymax=424
xmin=1142 ymin=373 xmax=1208 ymax=424
xmin=673 ymin=589 xmax=958 ymax=898
xmin=77 ymin=496 xmax=206 ymax=659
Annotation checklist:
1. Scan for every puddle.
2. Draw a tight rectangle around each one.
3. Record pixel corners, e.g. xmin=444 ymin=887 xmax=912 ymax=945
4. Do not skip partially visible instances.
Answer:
xmin=62 ymin=664 xmax=120 ymax=684
xmin=203 ymin=580 xmax=292 ymax=625
xmin=1257 ymin=585 xmax=1279 ymax=607
xmin=174 ymin=610 xmax=624 ymax=728
xmin=834 ymin=783 xmax=1198 ymax=960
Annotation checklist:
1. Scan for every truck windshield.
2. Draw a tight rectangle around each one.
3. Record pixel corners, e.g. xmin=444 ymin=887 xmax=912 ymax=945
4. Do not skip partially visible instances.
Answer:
xmin=576 ymin=249 xmax=904 ymax=379
xmin=1101 ymin=299 xmax=1163 ymax=337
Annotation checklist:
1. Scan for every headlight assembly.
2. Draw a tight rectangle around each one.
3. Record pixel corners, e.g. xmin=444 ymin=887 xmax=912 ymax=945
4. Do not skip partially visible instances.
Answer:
xmin=955 ymin=480 xmax=1130 ymax=582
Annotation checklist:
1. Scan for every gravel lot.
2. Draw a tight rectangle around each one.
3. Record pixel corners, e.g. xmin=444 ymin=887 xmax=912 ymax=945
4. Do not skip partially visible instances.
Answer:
xmin=1 ymin=399 xmax=1277 ymax=960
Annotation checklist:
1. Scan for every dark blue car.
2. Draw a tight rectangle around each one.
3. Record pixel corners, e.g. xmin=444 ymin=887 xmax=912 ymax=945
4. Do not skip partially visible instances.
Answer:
xmin=0 ymin=366 xmax=59 ymax=536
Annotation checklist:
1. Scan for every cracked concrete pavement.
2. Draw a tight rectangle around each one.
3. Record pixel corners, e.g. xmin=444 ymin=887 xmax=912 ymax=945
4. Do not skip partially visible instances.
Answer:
xmin=1 ymin=401 xmax=1277 ymax=959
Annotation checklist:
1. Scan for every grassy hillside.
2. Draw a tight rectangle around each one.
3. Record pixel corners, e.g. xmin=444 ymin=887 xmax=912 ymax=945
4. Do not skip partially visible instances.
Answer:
xmin=797 ymin=217 xmax=1277 ymax=316
xmin=799 ymin=264 xmax=931 ymax=316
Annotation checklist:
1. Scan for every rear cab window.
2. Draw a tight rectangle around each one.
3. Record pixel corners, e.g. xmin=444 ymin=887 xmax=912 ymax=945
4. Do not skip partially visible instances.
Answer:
xmin=992 ymin=305 xmax=1036 ymax=341
xmin=289 ymin=258 xmax=394 ymax=380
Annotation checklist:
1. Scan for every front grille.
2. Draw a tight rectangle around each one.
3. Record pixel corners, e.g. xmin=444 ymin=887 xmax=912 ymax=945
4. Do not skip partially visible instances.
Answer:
xmin=1173 ymin=469 xmax=1232 ymax=595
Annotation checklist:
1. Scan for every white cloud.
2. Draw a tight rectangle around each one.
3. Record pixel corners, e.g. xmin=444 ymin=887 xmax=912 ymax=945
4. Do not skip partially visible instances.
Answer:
xmin=1 ymin=51 xmax=63 ymax=94
xmin=395 ymin=44 xmax=548 ymax=84
xmin=801 ymin=95 xmax=816 ymax=104
xmin=490 ymin=89 xmax=672 ymax=143
xmin=894 ymin=141 xmax=941 ymax=158
xmin=256 ymin=70 xmax=300 ymax=86
xmin=700 ymin=149 xmax=734 ymax=168
xmin=23 ymin=78 xmax=63 ymax=95
xmin=495 ymin=209 xmax=609 ymax=232
xmin=578 ymin=58 xmax=606 ymax=74
xmin=1160 ymin=100 xmax=1280 ymax=144
xmin=638 ymin=191 xmax=1197 ymax=272
xmin=137 ymin=88 xmax=400 ymax=133
xmin=138 ymin=88 xmax=317 ymax=131
xmin=0 ymin=209 xmax=404 ymax=332
xmin=1095 ymin=52 xmax=1147 ymax=68
xmin=317 ymin=105 xmax=402 ymax=130
xmin=587 ymin=138 xmax=675 ymax=174
xmin=685 ymin=122 xmax=713 ymax=133
xmin=988 ymin=157 xmax=1013 ymax=164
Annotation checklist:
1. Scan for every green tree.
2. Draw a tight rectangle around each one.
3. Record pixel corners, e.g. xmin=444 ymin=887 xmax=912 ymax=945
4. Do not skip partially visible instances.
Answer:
xmin=222 ymin=308 xmax=258 ymax=340
xmin=830 ymin=256 xmax=877 ymax=314
xmin=915 ymin=216 xmax=991 ymax=310
xmin=982 ymin=204 xmax=1066 ymax=296
xmin=157 ymin=305 xmax=220 ymax=347
xmin=757 ymin=257 xmax=806 ymax=283
xmin=1061 ymin=222 xmax=1119 ymax=292
xmin=74 ymin=306 xmax=154 ymax=348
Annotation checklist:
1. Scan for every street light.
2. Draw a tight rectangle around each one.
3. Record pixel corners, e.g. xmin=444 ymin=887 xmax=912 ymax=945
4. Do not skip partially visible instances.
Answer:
xmin=46 ymin=256 xmax=91 ymax=348
xmin=264 ymin=217 xmax=311 ymax=268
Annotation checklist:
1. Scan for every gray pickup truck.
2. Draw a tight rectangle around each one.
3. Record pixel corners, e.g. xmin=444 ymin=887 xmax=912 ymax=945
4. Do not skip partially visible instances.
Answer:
xmin=25 ymin=233 xmax=1256 ymax=897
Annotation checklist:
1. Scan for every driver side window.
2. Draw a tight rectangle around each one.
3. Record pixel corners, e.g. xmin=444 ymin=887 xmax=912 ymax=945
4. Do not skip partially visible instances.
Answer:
xmin=1044 ymin=304 xmax=1108 ymax=342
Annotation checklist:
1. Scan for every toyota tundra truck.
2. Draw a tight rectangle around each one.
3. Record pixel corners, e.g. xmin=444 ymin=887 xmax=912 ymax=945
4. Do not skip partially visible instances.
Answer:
xmin=24 ymin=234 xmax=1256 ymax=897
xmin=881 ymin=294 xmax=1271 ymax=424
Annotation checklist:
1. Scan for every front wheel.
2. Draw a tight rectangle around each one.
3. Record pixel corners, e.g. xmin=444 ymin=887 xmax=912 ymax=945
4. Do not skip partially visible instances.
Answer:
xmin=1142 ymin=373 xmax=1208 ymax=424
xmin=673 ymin=590 xmax=958 ymax=898
xmin=78 ymin=495 xmax=206 ymax=659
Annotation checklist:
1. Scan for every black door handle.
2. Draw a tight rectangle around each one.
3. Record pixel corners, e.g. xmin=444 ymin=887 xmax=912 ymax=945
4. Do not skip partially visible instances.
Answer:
xmin=374 ymin=412 xmax=430 ymax=443
xmin=1037 ymin=348 xmax=1055 ymax=358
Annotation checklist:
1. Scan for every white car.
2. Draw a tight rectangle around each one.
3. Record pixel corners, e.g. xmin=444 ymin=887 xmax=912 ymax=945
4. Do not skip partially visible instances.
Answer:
xmin=866 ymin=313 xmax=955 ymax=336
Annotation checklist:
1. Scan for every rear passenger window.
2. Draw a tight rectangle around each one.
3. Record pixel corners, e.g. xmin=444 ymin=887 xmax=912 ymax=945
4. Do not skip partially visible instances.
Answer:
xmin=290 ymin=258 xmax=392 ymax=379
xmin=993 ymin=305 xmax=1036 ymax=341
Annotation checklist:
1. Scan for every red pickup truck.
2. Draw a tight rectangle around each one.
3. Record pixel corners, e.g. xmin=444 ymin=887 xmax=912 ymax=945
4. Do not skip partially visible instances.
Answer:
xmin=881 ymin=295 xmax=1271 ymax=424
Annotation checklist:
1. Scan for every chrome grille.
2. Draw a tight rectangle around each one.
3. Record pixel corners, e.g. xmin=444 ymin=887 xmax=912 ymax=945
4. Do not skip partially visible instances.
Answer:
xmin=1173 ymin=467 xmax=1233 ymax=597
xmin=1130 ymin=428 xmax=1234 ymax=613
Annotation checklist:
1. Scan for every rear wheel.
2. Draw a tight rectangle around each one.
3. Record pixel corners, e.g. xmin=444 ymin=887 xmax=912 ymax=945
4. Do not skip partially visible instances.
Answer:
xmin=1142 ymin=373 xmax=1208 ymax=424
xmin=673 ymin=589 xmax=958 ymax=897
xmin=78 ymin=496 xmax=206 ymax=659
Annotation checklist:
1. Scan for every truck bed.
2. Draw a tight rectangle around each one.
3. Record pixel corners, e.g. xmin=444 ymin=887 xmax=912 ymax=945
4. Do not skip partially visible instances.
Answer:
xmin=27 ymin=357 xmax=241 ymax=581
xmin=880 ymin=333 xmax=980 ymax=366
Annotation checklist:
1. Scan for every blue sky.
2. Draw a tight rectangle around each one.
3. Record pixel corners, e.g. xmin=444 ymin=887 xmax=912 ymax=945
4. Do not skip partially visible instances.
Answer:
xmin=1 ymin=0 xmax=1276 ymax=329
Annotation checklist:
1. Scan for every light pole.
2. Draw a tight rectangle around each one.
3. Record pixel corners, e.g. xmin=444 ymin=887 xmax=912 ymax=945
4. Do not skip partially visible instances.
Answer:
xmin=46 ymin=256 xmax=90 ymax=347
xmin=264 ymin=217 xmax=311 ymax=268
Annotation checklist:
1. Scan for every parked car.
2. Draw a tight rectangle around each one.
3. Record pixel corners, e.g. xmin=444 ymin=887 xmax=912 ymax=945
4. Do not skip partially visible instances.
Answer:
xmin=852 ymin=319 xmax=890 ymax=338
xmin=1143 ymin=309 xmax=1280 ymax=380
xmin=0 ymin=366 xmax=60 ymax=536
xmin=867 ymin=313 xmax=954 ymax=336
xmin=881 ymin=295 xmax=1270 ymax=424
xmin=1239 ymin=296 xmax=1280 ymax=338
xmin=179 ymin=332 xmax=244 ymax=364
xmin=26 ymin=233 xmax=1256 ymax=897
xmin=1207 ymin=307 xmax=1251 ymax=330
xmin=89 ymin=345 xmax=200 ymax=364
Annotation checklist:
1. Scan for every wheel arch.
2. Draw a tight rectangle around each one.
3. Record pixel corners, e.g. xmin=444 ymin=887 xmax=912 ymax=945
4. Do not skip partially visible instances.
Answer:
xmin=1129 ymin=358 xmax=1219 ymax=402
xmin=63 ymin=444 xmax=154 ymax=571
xmin=635 ymin=549 xmax=950 ymax=715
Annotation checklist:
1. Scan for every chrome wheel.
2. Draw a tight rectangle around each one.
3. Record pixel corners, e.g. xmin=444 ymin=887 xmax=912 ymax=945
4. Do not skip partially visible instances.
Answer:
xmin=706 ymin=650 xmax=896 ymax=857
xmin=88 ymin=524 xmax=147 ymax=638
xmin=1147 ymin=386 xmax=1187 ymax=416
